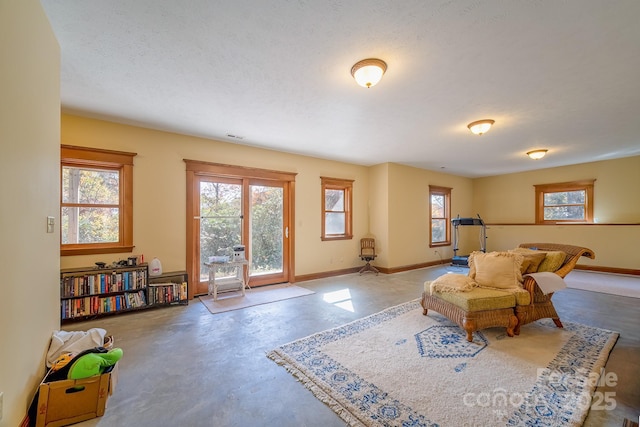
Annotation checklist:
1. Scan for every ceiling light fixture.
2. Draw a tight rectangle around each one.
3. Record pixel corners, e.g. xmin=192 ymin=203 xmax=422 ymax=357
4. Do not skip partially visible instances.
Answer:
xmin=467 ymin=119 xmax=495 ymax=135
xmin=351 ymin=58 xmax=387 ymax=88
xmin=527 ymin=149 xmax=548 ymax=160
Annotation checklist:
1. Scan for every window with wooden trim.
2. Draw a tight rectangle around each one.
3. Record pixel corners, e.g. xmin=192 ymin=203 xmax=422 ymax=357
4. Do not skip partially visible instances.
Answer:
xmin=534 ymin=180 xmax=595 ymax=224
xmin=61 ymin=145 xmax=136 ymax=256
xmin=429 ymin=185 xmax=451 ymax=247
xmin=321 ymin=177 xmax=353 ymax=240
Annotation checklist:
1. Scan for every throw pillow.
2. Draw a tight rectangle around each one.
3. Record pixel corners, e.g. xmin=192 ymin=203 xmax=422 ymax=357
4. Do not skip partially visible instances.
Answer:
xmin=509 ymin=248 xmax=547 ymax=273
xmin=430 ymin=274 xmax=478 ymax=294
xmin=537 ymin=251 xmax=566 ymax=272
xmin=468 ymin=251 xmax=524 ymax=289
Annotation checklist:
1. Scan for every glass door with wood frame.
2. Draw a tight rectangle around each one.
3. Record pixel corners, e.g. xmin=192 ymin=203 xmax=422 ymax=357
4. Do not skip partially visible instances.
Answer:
xmin=192 ymin=175 xmax=289 ymax=295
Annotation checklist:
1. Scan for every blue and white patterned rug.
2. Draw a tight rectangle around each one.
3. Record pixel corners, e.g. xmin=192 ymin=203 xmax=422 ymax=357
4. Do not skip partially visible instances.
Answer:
xmin=267 ymin=300 xmax=619 ymax=427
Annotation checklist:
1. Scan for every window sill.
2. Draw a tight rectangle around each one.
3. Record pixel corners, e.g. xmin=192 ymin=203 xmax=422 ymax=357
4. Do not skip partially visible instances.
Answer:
xmin=61 ymin=245 xmax=135 ymax=256
xmin=321 ymin=235 xmax=353 ymax=241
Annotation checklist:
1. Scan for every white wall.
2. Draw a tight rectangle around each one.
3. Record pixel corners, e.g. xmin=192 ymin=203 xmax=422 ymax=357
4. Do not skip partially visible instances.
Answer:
xmin=0 ymin=0 xmax=61 ymax=425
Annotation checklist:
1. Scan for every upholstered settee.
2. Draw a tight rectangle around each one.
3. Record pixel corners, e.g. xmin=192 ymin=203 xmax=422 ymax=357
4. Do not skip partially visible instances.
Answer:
xmin=421 ymin=243 xmax=595 ymax=342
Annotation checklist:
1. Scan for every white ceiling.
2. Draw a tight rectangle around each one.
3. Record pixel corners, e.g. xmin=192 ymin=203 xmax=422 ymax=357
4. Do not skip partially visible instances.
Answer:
xmin=41 ymin=0 xmax=640 ymax=178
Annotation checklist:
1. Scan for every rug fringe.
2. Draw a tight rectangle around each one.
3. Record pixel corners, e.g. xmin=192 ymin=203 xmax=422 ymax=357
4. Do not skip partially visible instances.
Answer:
xmin=572 ymin=328 xmax=620 ymax=426
xmin=266 ymin=349 xmax=367 ymax=427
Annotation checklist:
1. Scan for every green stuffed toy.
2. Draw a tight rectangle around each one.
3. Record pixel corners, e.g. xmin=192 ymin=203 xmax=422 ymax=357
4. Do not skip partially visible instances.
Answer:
xmin=46 ymin=346 xmax=123 ymax=382
xmin=68 ymin=347 xmax=123 ymax=379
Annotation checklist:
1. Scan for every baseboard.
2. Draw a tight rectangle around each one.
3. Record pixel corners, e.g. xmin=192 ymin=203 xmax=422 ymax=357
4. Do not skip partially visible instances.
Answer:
xmin=295 ymin=267 xmax=360 ymax=282
xmin=293 ymin=261 xmax=639 ymax=283
xmin=575 ymin=264 xmax=640 ymax=276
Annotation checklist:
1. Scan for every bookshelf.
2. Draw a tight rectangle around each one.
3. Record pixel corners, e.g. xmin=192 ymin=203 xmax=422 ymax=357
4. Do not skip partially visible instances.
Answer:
xmin=147 ymin=270 xmax=188 ymax=307
xmin=60 ymin=263 xmax=149 ymax=321
xmin=60 ymin=265 xmax=188 ymax=322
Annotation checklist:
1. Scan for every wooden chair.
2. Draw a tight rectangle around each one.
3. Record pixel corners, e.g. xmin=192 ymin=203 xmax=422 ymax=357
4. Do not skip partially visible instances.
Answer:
xmin=359 ymin=238 xmax=379 ymax=275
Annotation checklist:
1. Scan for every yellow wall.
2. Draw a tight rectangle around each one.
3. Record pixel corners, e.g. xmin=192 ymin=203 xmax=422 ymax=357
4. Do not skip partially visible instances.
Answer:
xmin=479 ymin=225 xmax=638 ymax=269
xmin=0 ymin=1 xmax=61 ymax=424
xmin=473 ymin=156 xmax=640 ymax=223
xmin=368 ymin=164 xmax=390 ymax=266
xmin=385 ymin=163 xmax=475 ymax=268
xmin=59 ymin=114 xmax=371 ymax=276
xmin=60 ymin=113 xmax=639 ymax=274
xmin=473 ymin=156 xmax=640 ymax=269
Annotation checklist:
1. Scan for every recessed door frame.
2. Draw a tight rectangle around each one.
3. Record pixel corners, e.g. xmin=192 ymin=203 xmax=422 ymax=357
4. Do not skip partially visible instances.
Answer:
xmin=184 ymin=159 xmax=296 ymax=299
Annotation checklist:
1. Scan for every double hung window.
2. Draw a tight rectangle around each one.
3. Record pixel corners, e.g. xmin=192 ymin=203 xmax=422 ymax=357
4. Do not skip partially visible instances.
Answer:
xmin=321 ymin=177 xmax=353 ymax=240
xmin=534 ymin=180 xmax=594 ymax=224
xmin=429 ymin=185 xmax=451 ymax=246
xmin=61 ymin=145 xmax=136 ymax=255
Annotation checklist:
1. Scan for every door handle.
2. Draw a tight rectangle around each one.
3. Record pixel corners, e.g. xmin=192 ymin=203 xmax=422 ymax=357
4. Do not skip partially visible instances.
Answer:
xmin=285 ymin=227 xmax=289 ymax=238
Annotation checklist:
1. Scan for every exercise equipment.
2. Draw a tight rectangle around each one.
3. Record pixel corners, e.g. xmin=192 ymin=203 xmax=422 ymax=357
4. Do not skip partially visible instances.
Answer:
xmin=451 ymin=214 xmax=487 ymax=266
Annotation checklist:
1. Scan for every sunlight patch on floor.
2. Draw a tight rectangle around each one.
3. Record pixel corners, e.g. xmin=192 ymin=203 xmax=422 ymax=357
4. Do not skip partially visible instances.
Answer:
xmin=323 ymin=288 xmax=355 ymax=312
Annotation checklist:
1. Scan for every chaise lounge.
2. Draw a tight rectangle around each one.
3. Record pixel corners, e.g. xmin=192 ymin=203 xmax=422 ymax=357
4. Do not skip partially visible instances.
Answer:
xmin=512 ymin=243 xmax=595 ymax=333
xmin=421 ymin=243 xmax=595 ymax=342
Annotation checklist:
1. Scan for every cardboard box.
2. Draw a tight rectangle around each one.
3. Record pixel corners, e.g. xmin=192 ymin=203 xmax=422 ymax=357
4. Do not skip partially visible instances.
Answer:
xmin=35 ymin=365 xmax=118 ymax=427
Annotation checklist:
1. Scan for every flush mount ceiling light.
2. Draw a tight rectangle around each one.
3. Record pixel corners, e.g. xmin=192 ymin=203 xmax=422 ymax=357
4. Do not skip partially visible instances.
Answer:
xmin=467 ymin=119 xmax=495 ymax=135
xmin=527 ymin=149 xmax=548 ymax=160
xmin=351 ymin=58 xmax=387 ymax=88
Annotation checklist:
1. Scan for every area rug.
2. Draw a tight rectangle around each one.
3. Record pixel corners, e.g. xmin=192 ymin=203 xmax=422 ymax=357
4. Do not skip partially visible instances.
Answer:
xmin=199 ymin=283 xmax=314 ymax=314
xmin=267 ymin=300 xmax=619 ymax=427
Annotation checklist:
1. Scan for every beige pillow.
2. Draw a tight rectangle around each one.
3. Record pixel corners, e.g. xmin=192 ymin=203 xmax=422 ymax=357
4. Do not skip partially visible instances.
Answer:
xmin=468 ymin=251 xmax=524 ymax=290
xmin=509 ymin=248 xmax=547 ymax=273
xmin=537 ymin=251 xmax=566 ymax=272
xmin=430 ymin=274 xmax=477 ymax=293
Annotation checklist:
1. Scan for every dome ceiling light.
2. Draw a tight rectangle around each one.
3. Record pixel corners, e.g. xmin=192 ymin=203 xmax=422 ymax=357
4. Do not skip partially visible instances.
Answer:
xmin=467 ymin=119 xmax=495 ymax=135
xmin=527 ymin=149 xmax=548 ymax=160
xmin=351 ymin=58 xmax=387 ymax=88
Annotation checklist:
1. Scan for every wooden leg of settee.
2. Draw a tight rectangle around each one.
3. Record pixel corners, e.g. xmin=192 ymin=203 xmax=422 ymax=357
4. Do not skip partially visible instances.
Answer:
xmin=462 ymin=319 xmax=476 ymax=342
xmin=506 ymin=314 xmax=518 ymax=337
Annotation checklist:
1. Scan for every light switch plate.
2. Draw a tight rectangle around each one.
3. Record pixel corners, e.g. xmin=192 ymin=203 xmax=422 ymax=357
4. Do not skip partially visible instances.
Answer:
xmin=47 ymin=216 xmax=55 ymax=233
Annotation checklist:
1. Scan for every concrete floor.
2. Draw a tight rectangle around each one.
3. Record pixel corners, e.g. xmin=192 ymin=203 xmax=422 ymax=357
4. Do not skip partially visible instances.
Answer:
xmin=67 ymin=266 xmax=639 ymax=427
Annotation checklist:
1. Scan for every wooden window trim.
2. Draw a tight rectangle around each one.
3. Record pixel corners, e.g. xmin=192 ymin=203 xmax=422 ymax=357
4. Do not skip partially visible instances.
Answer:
xmin=184 ymin=159 xmax=297 ymax=182
xmin=534 ymin=179 xmax=595 ymax=224
xmin=321 ymin=176 xmax=353 ymax=241
xmin=61 ymin=145 xmax=136 ymax=256
xmin=429 ymin=185 xmax=451 ymax=247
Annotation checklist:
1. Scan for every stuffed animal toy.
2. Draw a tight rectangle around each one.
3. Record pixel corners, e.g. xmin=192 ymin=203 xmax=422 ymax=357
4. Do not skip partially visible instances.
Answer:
xmin=68 ymin=347 xmax=123 ymax=379
xmin=50 ymin=352 xmax=75 ymax=372
xmin=45 ymin=346 xmax=123 ymax=382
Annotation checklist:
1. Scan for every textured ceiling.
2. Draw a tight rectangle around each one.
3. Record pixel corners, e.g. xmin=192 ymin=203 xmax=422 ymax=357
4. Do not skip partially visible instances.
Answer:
xmin=41 ymin=0 xmax=640 ymax=177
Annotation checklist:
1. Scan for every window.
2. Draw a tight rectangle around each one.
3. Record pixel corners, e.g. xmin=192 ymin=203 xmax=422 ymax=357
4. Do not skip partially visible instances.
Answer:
xmin=61 ymin=145 xmax=136 ymax=256
xmin=429 ymin=185 xmax=451 ymax=247
xmin=534 ymin=180 xmax=594 ymax=224
xmin=321 ymin=176 xmax=353 ymax=240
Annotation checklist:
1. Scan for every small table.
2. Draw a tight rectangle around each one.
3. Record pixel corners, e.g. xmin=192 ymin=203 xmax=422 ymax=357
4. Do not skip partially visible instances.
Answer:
xmin=204 ymin=259 xmax=249 ymax=301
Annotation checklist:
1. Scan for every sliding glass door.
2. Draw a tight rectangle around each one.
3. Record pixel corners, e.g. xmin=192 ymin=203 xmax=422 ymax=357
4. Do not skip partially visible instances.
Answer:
xmin=199 ymin=178 xmax=243 ymax=284
xmin=248 ymin=181 xmax=285 ymax=286
xmin=185 ymin=161 xmax=294 ymax=297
